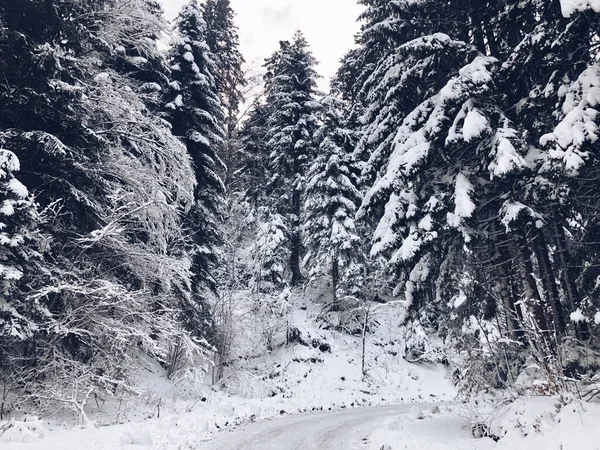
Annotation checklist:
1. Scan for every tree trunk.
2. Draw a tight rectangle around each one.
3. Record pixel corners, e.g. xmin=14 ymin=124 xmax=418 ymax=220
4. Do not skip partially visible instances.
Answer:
xmin=513 ymin=236 xmax=553 ymax=350
xmin=497 ymin=267 xmax=520 ymax=339
xmin=496 ymin=235 xmax=524 ymax=341
xmin=332 ymin=258 xmax=339 ymax=309
xmin=467 ymin=0 xmax=487 ymax=54
xmin=361 ymin=307 xmax=369 ymax=379
xmin=551 ymin=217 xmax=590 ymax=340
xmin=481 ymin=10 xmax=499 ymax=56
xmin=290 ymin=188 xmax=303 ymax=286
xmin=533 ymin=231 xmax=566 ymax=338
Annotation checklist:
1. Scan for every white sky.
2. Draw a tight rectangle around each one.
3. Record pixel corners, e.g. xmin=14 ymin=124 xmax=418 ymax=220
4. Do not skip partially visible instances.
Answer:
xmin=160 ymin=0 xmax=364 ymax=90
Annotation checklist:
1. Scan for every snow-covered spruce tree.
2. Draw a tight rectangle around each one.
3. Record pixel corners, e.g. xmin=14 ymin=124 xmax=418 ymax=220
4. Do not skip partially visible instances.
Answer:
xmin=350 ymin=5 xmax=540 ymax=381
xmin=350 ymin=0 xmax=476 ymax=172
xmin=357 ymin=39 xmax=518 ymax=355
xmin=0 ymin=148 xmax=48 ymax=376
xmin=498 ymin=0 xmax=600 ymax=346
xmin=251 ymin=211 xmax=290 ymax=293
xmin=334 ymin=0 xmax=471 ymax=115
xmin=263 ymin=31 xmax=321 ymax=286
xmin=436 ymin=0 xmax=600 ymax=369
xmin=304 ymin=96 xmax=365 ymax=307
xmin=163 ymin=0 xmax=226 ymax=334
xmin=202 ymin=0 xmax=246 ymax=188
xmin=202 ymin=0 xmax=245 ymax=125
xmin=105 ymin=0 xmax=172 ymax=110
xmin=239 ymin=101 xmax=272 ymax=205
xmin=349 ymin=0 xmax=600 ymax=392
xmin=0 ymin=0 xmax=202 ymax=411
xmin=333 ymin=0 xmax=402 ymax=107
xmin=452 ymin=0 xmax=600 ymax=389
xmin=355 ymin=30 xmax=477 ymax=286
xmin=227 ymin=106 xmax=286 ymax=292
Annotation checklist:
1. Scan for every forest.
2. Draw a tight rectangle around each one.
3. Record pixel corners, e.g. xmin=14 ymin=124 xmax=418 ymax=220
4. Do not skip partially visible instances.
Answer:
xmin=1 ymin=0 xmax=600 ymax=428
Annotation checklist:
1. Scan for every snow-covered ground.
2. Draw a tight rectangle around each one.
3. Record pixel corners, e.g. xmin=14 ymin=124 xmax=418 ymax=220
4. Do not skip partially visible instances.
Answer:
xmin=203 ymin=404 xmax=445 ymax=449
xmin=369 ymin=397 xmax=600 ymax=450
xmin=214 ymin=284 xmax=454 ymax=403
xmin=1 ymin=285 xmax=599 ymax=449
xmin=5 ymin=397 xmax=599 ymax=449
xmin=0 ymin=284 xmax=455 ymax=448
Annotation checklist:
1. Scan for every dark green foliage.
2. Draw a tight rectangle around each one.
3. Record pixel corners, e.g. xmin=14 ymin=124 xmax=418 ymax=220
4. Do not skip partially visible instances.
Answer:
xmin=202 ymin=0 xmax=246 ymax=189
xmin=163 ymin=0 xmax=226 ymax=333
xmin=337 ymin=0 xmax=600 ymax=392
xmin=304 ymin=96 xmax=366 ymax=303
xmin=0 ymin=0 xmax=203 ymax=408
xmin=243 ymin=31 xmax=321 ymax=286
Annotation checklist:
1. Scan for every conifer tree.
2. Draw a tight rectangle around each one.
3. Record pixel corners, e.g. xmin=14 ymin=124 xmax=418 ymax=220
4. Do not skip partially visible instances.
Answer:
xmin=263 ymin=31 xmax=321 ymax=286
xmin=304 ymin=96 xmax=365 ymax=305
xmin=333 ymin=0 xmax=398 ymax=106
xmin=0 ymin=148 xmax=46 ymax=350
xmin=344 ymin=0 xmax=600 ymax=389
xmin=239 ymin=102 xmax=272 ymax=204
xmin=202 ymin=0 xmax=246 ymax=189
xmin=202 ymin=0 xmax=245 ymax=132
xmin=252 ymin=212 xmax=290 ymax=293
xmin=164 ymin=0 xmax=226 ymax=331
xmin=0 ymin=0 xmax=201 ymax=402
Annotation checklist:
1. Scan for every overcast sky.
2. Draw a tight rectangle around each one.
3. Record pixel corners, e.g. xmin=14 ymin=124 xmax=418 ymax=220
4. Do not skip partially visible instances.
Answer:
xmin=160 ymin=0 xmax=364 ymax=90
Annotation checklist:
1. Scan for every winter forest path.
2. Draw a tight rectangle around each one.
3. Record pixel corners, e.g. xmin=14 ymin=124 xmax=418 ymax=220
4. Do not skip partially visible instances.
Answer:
xmin=200 ymin=404 xmax=430 ymax=450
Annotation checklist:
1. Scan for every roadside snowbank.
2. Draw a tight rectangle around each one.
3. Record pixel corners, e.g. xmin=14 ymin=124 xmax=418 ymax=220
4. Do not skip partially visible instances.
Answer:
xmin=369 ymin=397 xmax=600 ymax=450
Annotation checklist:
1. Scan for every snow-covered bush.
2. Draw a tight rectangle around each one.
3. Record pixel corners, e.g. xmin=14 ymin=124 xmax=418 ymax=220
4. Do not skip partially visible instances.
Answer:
xmin=251 ymin=213 xmax=290 ymax=293
xmin=252 ymin=288 xmax=292 ymax=351
xmin=0 ymin=149 xmax=43 ymax=339
xmin=0 ymin=148 xmax=48 ymax=418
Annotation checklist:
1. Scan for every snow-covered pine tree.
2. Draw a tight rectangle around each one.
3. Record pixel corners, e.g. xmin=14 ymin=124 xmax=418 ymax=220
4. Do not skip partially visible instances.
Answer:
xmin=351 ymin=0 xmax=550 ymax=377
xmin=358 ymin=35 xmax=497 ymax=320
xmin=263 ymin=31 xmax=321 ymax=286
xmin=452 ymin=0 xmax=600 ymax=381
xmin=350 ymin=0 xmax=475 ymax=171
xmin=0 ymin=0 xmax=202 ymax=407
xmin=0 ymin=147 xmax=48 ymax=365
xmin=521 ymin=1 xmax=600 ymax=341
xmin=202 ymin=0 xmax=245 ymax=124
xmin=107 ymin=0 xmax=172 ymax=110
xmin=252 ymin=211 xmax=290 ymax=293
xmin=164 ymin=0 xmax=226 ymax=332
xmin=348 ymin=0 xmax=600 ymax=391
xmin=202 ymin=0 xmax=246 ymax=188
xmin=334 ymin=0 xmax=471 ymax=112
xmin=304 ymin=96 xmax=365 ymax=306
xmin=333 ymin=0 xmax=400 ymax=107
xmin=239 ymin=101 xmax=272 ymax=205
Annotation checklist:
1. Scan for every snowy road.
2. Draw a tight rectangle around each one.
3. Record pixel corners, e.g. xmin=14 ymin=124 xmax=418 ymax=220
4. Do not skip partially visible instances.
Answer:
xmin=200 ymin=404 xmax=422 ymax=450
